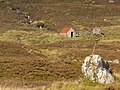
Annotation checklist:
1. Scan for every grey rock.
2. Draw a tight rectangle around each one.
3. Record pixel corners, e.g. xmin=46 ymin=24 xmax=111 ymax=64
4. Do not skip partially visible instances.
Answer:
xmin=82 ymin=55 xmax=115 ymax=84
xmin=113 ymin=59 xmax=119 ymax=64
xmin=93 ymin=27 xmax=101 ymax=35
xmin=30 ymin=20 xmax=44 ymax=28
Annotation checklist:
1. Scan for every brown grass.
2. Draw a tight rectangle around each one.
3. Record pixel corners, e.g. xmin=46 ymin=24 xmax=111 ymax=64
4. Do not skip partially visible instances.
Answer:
xmin=0 ymin=0 xmax=120 ymax=89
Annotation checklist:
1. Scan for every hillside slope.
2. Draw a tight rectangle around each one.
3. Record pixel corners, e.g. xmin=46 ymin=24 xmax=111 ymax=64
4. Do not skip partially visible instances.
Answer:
xmin=0 ymin=0 xmax=120 ymax=31
xmin=0 ymin=0 xmax=120 ymax=90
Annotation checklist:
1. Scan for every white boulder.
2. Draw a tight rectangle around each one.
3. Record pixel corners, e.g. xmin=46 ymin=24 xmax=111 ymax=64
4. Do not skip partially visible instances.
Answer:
xmin=82 ymin=55 xmax=115 ymax=84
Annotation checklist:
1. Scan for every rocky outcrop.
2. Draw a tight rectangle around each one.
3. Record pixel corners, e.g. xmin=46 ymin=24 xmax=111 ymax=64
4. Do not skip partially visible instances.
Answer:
xmin=82 ymin=55 xmax=115 ymax=84
xmin=30 ymin=20 xmax=44 ymax=28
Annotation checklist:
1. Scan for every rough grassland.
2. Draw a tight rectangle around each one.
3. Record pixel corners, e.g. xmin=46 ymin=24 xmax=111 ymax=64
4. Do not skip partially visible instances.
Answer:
xmin=0 ymin=0 xmax=120 ymax=90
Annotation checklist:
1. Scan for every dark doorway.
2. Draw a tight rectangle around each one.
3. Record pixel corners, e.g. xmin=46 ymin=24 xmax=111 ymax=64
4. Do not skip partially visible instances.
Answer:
xmin=71 ymin=32 xmax=74 ymax=37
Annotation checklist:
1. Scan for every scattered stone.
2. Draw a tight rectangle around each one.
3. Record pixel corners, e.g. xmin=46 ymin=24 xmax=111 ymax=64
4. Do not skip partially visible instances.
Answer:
xmin=92 ymin=1 xmax=95 ymax=4
xmin=104 ymin=19 xmax=107 ymax=21
xmin=82 ymin=55 xmax=115 ymax=84
xmin=73 ymin=59 xmax=77 ymax=62
xmin=30 ymin=20 xmax=44 ymax=28
xmin=108 ymin=59 xmax=119 ymax=64
xmin=75 ymin=80 xmax=81 ymax=84
xmin=113 ymin=59 xmax=119 ymax=64
xmin=108 ymin=61 xmax=112 ymax=63
xmin=28 ymin=49 xmax=33 ymax=53
xmin=109 ymin=0 xmax=115 ymax=3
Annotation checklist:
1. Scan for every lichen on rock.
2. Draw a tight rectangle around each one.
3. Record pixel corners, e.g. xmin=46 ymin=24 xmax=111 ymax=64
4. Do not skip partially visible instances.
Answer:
xmin=82 ymin=55 xmax=115 ymax=84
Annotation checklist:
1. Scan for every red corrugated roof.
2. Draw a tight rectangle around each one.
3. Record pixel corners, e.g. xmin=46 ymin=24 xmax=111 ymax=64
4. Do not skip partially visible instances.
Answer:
xmin=59 ymin=28 xmax=71 ymax=33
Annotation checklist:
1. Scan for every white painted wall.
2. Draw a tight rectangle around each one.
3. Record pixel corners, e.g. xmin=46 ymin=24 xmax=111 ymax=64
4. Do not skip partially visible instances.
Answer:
xmin=67 ymin=28 xmax=76 ymax=38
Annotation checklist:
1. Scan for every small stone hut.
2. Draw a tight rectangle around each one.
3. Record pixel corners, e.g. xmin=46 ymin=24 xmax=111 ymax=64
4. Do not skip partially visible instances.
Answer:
xmin=93 ymin=27 xmax=101 ymax=35
xmin=59 ymin=28 xmax=76 ymax=38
